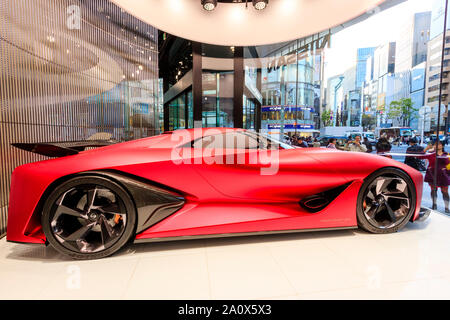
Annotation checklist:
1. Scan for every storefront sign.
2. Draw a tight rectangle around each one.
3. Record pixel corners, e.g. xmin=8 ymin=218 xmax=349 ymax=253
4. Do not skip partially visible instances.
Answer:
xmin=267 ymin=124 xmax=314 ymax=130
xmin=261 ymin=106 xmax=315 ymax=112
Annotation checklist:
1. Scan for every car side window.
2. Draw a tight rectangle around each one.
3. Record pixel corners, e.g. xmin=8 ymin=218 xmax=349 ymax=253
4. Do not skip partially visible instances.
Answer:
xmin=189 ymin=132 xmax=259 ymax=149
xmin=184 ymin=131 xmax=293 ymax=150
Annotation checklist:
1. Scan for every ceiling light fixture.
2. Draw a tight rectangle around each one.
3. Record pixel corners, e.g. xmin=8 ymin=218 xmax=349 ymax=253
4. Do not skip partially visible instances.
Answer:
xmin=201 ymin=0 xmax=217 ymax=11
xmin=201 ymin=0 xmax=268 ymax=12
xmin=252 ymin=0 xmax=268 ymax=10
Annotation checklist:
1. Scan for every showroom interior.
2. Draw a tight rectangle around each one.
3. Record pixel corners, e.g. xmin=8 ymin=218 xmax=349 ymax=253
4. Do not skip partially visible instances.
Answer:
xmin=1 ymin=0 xmax=450 ymax=300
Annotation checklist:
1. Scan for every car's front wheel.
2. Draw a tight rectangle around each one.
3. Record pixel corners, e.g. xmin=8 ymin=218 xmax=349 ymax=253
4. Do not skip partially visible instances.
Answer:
xmin=357 ymin=168 xmax=416 ymax=234
xmin=41 ymin=175 xmax=136 ymax=259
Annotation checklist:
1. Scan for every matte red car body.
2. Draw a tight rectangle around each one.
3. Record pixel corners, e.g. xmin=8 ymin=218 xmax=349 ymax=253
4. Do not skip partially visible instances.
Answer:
xmin=7 ymin=128 xmax=423 ymax=244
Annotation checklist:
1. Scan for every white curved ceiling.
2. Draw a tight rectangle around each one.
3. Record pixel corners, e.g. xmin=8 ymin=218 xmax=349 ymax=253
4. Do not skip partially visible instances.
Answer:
xmin=111 ymin=0 xmax=389 ymax=46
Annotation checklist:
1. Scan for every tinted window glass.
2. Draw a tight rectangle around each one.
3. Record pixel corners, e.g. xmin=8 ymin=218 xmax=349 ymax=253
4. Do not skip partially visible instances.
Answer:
xmin=189 ymin=131 xmax=294 ymax=150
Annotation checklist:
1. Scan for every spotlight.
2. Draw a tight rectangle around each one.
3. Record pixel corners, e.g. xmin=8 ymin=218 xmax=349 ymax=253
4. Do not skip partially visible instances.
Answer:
xmin=252 ymin=0 xmax=268 ymax=10
xmin=201 ymin=0 xmax=217 ymax=11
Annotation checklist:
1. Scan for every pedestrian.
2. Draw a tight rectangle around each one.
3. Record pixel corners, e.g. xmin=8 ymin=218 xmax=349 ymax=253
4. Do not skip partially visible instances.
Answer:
xmin=388 ymin=136 xmax=394 ymax=144
xmin=376 ymin=135 xmax=392 ymax=158
xmin=312 ymin=138 xmax=321 ymax=148
xmin=294 ymin=136 xmax=308 ymax=148
xmin=327 ymin=138 xmax=337 ymax=149
xmin=425 ymin=139 xmax=436 ymax=153
xmin=363 ymin=137 xmax=373 ymax=153
xmin=290 ymin=135 xmax=298 ymax=145
xmin=404 ymin=137 xmax=426 ymax=171
xmin=424 ymin=141 xmax=450 ymax=212
xmin=343 ymin=135 xmax=367 ymax=152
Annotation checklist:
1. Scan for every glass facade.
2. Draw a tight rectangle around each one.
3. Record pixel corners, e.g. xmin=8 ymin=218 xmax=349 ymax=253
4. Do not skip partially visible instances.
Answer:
xmin=201 ymin=45 xmax=235 ymax=128
xmin=202 ymin=71 xmax=234 ymax=128
xmin=162 ymin=0 xmax=448 ymax=141
xmin=246 ymin=34 xmax=327 ymax=139
xmin=167 ymin=89 xmax=193 ymax=131
xmin=356 ymin=47 xmax=376 ymax=89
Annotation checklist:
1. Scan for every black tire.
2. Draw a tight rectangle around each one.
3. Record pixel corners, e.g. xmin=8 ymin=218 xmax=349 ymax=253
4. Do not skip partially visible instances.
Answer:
xmin=41 ymin=175 xmax=136 ymax=260
xmin=357 ymin=168 xmax=416 ymax=234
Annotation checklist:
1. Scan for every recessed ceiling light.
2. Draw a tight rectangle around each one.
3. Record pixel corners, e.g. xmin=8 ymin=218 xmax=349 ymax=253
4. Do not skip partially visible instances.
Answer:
xmin=252 ymin=0 xmax=268 ymax=10
xmin=201 ymin=0 xmax=217 ymax=11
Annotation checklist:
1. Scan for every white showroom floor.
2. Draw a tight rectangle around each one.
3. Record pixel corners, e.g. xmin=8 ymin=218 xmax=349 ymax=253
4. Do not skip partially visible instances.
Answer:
xmin=0 ymin=211 xmax=449 ymax=300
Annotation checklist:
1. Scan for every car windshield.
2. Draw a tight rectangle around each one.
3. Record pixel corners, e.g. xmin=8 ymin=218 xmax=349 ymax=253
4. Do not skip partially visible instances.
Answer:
xmin=400 ymin=129 xmax=412 ymax=136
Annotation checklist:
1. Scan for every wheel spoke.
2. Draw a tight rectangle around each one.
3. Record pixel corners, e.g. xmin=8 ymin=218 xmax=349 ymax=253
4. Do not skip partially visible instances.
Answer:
xmin=99 ymin=203 xmax=125 ymax=216
xmin=53 ymin=205 xmax=86 ymax=221
xmin=365 ymin=205 xmax=380 ymax=219
xmin=384 ymin=195 xmax=410 ymax=208
xmin=383 ymin=192 xmax=409 ymax=199
xmin=366 ymin=189 xmax=376 ymax=201
xmin=63 ymin=222 xmax=95 ymax=242
xmin=99 ymin=215 xmax=114 ymax=246
xmin=384 ymin=202 xmax=397 ymax=222
xmin=85 ymin=188 xmax=98 ymax=212
xmin=376 ymin=177 xmax=396 ymax=194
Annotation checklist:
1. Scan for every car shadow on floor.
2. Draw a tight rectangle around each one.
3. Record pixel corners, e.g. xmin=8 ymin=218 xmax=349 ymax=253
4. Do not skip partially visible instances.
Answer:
xmin=5 ymin=227 xmax=365 ymax=263
xmin=6 ymin=217 xmax=434 ymax=263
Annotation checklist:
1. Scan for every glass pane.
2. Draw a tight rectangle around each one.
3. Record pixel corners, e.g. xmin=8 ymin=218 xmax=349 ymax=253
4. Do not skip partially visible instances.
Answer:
xmin=187 ymin=90 xmax=193 ymax=128
xmin=202 ymin=44 xmax=234 ymax=128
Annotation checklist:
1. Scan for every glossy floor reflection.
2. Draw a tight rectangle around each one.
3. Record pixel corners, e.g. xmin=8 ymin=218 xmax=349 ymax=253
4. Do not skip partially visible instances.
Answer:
xmin=0 ymin=212 xmax=449 ymax=300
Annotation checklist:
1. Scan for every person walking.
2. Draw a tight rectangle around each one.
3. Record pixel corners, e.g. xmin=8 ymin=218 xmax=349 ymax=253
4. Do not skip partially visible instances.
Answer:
xmin=424 ymin=141 xmax=450 ymax=212
xmin=343 ymin=135 xmax=367 ymax=152
xmin=294 ymin=136 xmax=308 ymax=148
xmin=363 ymin=137 xmax=373 ymax=153
xmin=376 ymin=134 xmax=392 ymax=158
xmin=404 ymin=137 xmax=426 ymax=171
xmin=327 ymin=138 xmax=337 ymax=149
xmin=312 ymin=138 xmax=321 ymax=148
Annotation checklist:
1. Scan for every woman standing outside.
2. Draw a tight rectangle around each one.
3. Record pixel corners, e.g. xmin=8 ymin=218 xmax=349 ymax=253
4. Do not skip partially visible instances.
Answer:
xmin=424 ymin=142 xmax=450 ymax=212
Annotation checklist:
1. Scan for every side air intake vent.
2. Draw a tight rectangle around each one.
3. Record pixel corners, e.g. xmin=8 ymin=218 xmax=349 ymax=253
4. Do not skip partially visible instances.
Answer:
xmin=302 ymin=196 xmax=329 ymax=210
xmin=300 ymin=182 xmax=351 ymax=213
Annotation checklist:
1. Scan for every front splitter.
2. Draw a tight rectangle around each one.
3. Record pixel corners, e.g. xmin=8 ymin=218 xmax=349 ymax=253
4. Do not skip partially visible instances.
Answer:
xmin=417 ymin=207 xmax=432 ymax=222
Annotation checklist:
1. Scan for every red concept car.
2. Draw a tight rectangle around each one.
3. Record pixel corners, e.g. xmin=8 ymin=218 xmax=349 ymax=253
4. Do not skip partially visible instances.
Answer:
xmin=7 ymin=128 xmax=429 ymax=259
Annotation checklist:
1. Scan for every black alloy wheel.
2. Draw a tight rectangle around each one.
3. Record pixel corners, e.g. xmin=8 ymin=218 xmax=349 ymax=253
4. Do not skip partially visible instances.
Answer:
xmin=357 ymin=168 xmax=416 ymax=233
xmin=42 ymin=176 xmax=136 ymax=259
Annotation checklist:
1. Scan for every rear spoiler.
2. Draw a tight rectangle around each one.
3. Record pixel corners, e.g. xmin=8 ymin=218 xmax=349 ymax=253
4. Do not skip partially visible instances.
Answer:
xmin=11 ymin=140 xmax=116 ymax=158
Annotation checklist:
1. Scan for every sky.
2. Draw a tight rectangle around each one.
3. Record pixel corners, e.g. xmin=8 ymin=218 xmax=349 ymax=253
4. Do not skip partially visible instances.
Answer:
xmin=323 ymin=0 xmax=436 ymax=81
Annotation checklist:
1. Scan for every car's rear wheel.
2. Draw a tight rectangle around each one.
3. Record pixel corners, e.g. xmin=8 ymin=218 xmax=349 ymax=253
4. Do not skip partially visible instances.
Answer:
xmin=357 ymin=168 xmax=416 ymax=234
xmin=41 ymin=176 xmax=136 ymax=260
